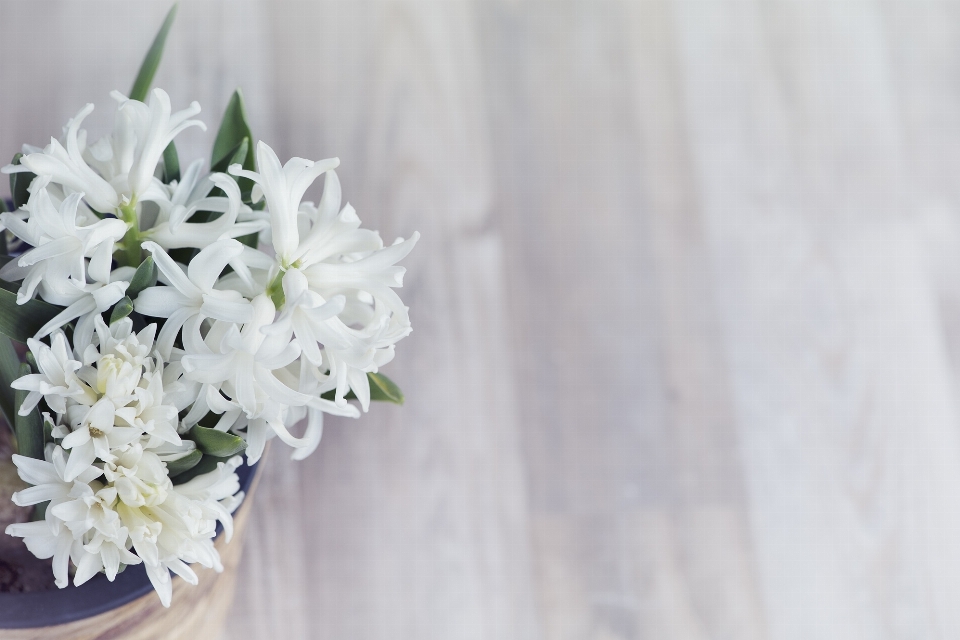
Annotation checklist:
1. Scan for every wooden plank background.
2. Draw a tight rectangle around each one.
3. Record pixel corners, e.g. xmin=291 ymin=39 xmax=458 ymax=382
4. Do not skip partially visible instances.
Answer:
xmin=3 ymin=1 xmax=960 ymax=637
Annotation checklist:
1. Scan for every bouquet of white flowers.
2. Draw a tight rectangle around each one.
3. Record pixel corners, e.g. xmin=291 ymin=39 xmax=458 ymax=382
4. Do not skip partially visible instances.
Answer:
xmin=0 ymin=5 xmax=416 ymax=607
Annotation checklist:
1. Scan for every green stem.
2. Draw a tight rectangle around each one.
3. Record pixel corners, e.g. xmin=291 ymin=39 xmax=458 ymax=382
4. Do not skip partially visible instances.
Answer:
xmin=118 ymin=201 xmax=141 ymax=267
xmin=266 ymin=269 xmax=286 ymax=309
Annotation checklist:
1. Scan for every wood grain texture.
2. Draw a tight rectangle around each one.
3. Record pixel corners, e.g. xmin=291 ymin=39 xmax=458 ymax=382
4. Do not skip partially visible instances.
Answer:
xmin=2 ymin=0 xmax=960 ymax=638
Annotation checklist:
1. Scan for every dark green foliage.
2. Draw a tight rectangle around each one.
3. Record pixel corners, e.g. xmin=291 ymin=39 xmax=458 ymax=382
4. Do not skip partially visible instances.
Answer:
xmin=189 ymin=425 xmax=247 ymax=457
xmin=0 ymin=287 xmax=61 ymax=343
xmin=161 ymin=141 xmax=180 ymax=184
xmin=109 ymin=297 xmax=134 ymax=324
xmin=0 ymin=335 xmax=21 ymax=430
xmin=127 ymin=256 xmax=158 ymax=299
xmin=129 ymin=4 xmax=179 ymax=102
xmin=165 ymin=449 xmax=203 ymax=478
xmin=14 ymin=363 xmax=42 ymax=460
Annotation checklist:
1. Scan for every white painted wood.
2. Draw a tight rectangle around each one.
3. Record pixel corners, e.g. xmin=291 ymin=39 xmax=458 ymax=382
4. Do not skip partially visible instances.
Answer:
xmin=673 ymin=1 xmax=960 ymax=638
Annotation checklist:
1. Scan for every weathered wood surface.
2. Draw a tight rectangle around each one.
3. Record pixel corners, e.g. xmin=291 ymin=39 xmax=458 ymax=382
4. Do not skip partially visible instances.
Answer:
xmin=3 ymin=0 xmax=960 ymax=638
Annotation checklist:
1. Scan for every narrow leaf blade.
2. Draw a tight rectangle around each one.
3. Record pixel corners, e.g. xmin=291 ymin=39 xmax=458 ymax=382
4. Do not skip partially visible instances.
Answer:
xmin=0 ymin=288 xmax=61 ymax=343
xmin=109 ymin=297 xmax=134 ymax=324
xmin=165 ymin=449 xmax=202 ymax=478
xmin=0 ymin=335 xmax=21 ymax=429
xmin=14 ymin=363 xmax=43 ymax=460
xmin=211 ymin=90 xmax=254 ymax=170
xmin=127 ymin=256 xmax=158 ymax=299
xmin=172 ymin=453 xmax=234 ymax=485
xmin=129 ymin=3 xmax=179 ymax=102
xmin=189 ymin=425 xmax=247 ymax=457
xmin=162 ymin=141 xmax=180 ymax=184
xmin=368 ymin=372 xmax=404 ymax=405
xmin=319 ymin=372 xmax=406 ymax=405
xmin=210 ymin=137 xmax=249 ymax=174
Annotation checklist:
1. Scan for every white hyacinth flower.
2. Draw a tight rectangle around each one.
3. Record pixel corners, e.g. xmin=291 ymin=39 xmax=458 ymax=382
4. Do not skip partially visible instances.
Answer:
xmin=229 ymin=142 xmax=418 ymax=408
xmin=6 ymin=441 xmax=241 ymax=607
xmin=178 ymin=294 xmax=361 ymax=462
xmin=4 ymin=446 xmax=140 ymax=588
xmin=0 ymin=187 xmax=127 ymax=306
xmin=15 ymin=317 xmax=182 ymax=480
xmin=144 ymin=172 xmax=268 ymax=250
xmin=229 ymin=141 xmax=339 ymax=266
xmin=135 ymin=239 xmax=255 ymax=358
xmin=11 ymin=331 xmax=86 ymax=416
xmin=3 ymin=89 xmax=204 ymax=215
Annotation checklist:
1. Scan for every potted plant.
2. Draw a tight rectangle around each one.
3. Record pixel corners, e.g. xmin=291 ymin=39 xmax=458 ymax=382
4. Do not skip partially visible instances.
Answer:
xmin=0 ymin=4 xmax=416 ymax=636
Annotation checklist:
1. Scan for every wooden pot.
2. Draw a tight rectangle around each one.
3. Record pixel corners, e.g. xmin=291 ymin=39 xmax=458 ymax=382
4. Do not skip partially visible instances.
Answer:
xmin=0 ymin=464 xmax=260 ymax=639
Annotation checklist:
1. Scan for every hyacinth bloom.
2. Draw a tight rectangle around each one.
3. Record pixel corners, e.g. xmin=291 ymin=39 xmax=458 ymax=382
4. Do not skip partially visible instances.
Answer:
xmin=1 ymin=75 xmax=416 ymax=605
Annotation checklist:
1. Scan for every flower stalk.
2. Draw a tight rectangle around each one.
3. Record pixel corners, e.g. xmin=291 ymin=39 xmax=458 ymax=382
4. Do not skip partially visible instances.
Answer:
xmin=118 ymin=200 xmax=142 ymax=268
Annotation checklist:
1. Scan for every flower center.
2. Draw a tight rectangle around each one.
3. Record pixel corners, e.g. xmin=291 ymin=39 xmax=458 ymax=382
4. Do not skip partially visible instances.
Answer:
xmin=88 ymin=426 xmax=105 ymax=438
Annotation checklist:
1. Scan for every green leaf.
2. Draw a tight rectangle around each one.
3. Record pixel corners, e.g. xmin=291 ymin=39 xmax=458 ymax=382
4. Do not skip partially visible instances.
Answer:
xmin=32 ymin=501 xmax=48 ymax=522
xmin=109 ymin=297 xmax=134 ymax=324
xmin=236 ymin=231 xmax=260 ymax=249
xmin=127 ymin=256 xmax=158 ymax=299
xmin=320 ymin=372 xmax=405 ymax=405
xmin=172 ymin=454 xmax=234 ymax=485
xmin=161 ymin=141 xmax=180 ymax=184
xmin=9 ymin=153 xmax=35 ymax=210
xmin=0 ymin=198 xmax=8 ymax=213
xmin=129 ymin=3 xmax=179 ymax=102
xmin=189 ymin=425 xmax=247 ymax=457
xmin=165 ymin=448 xmax=202 ymax=477
xmin=42 ymin=414 xmax=53 ymax=445
xmin=0 ymin=335 xmax=21 ymax=430
xmin=14 ymin=363 xmax=43 ymax=460
xmin=212 ymin=90 xmax=255 ymax=171
xmin=210 ymin=136 xmax=249 ymax=174
xmin=368 ymin=372 xmax=404 ymax=404
xmin=0 ymin=287 xmax=61 ymax=343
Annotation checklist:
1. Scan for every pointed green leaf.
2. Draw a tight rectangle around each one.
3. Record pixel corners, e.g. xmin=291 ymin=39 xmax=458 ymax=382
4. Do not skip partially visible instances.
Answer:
xmin=0 ymin=287 xmax=61 ymax=343
xmin=212 ymin=89 xmax=255 ymax=171
xmin=189 ymin=425 xmax=247 ymax=457
xmin=161 ymin=141 xmax=180 ymax=183
xmin=237 ymin=231 xmax=260 ymax=249
xmin=9 ymin=153 xmax=35 ymax=210
xmin=32 ymin=501 xmax=48 ymax=522
xmin=0 ymin=335 xmax=21 ymax=430
xmin=129 ymin=3 xmax=179 ymax=102
xmin=14 ymin=363 xmax=43 ymax=460
xmin=109 ymin=297 xmax=134 ymax=324
xmin=172 ymin=453 xmax=234 ymax=485
xmin=165 ymin=448 xmax=202 ymax=478
xmin=42 ymin=414 xmax=53 ymax=445
xmin=320 ymin=372 xmax=405 ymax=405
xmin=127 ymin=256 xmax=158 ymax=299
xmin=210 ymin=137 xmax=249 ymax=174
xmin=368 ymin=372 xmax=404 ymax=404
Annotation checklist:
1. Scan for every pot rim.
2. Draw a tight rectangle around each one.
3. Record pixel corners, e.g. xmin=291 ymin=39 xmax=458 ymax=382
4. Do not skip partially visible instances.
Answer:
xmin=0 ymin=457 xmax=259 ymax=629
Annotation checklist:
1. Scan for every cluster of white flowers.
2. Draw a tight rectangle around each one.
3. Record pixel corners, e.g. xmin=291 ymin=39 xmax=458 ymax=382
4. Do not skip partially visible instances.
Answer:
xmin=0 ymin=88 xmax=416 ymax=604
xmin=5 ymin=316 xmax=241 ymax=606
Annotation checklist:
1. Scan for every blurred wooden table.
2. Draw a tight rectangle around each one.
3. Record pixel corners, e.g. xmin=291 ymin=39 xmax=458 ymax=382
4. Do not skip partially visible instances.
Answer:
xmin=5 ymin=0 xmax=960 ymax=638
